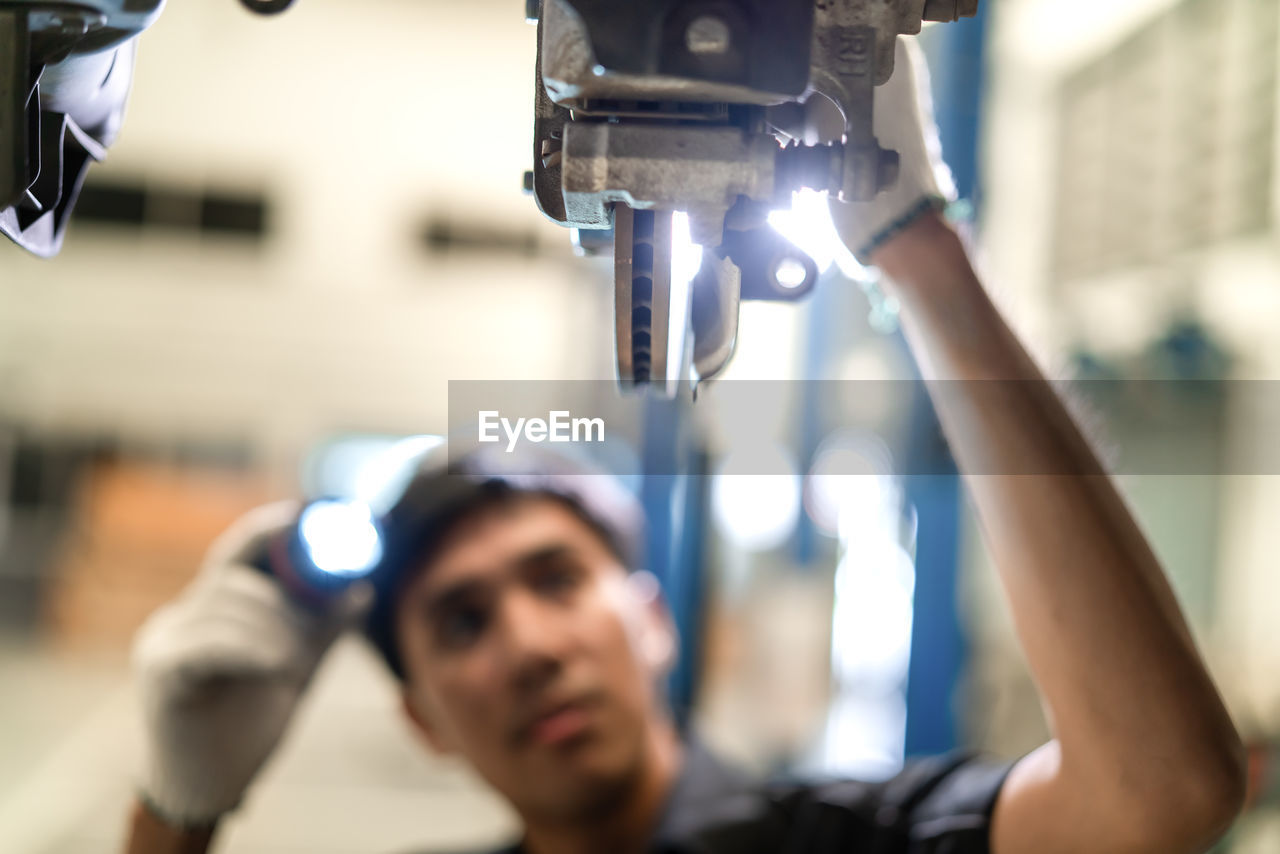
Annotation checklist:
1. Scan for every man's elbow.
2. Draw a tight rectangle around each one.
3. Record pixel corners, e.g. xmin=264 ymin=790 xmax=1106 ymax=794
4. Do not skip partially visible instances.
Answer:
xmin=1125 ymin=738 xmax=1248 ymax=852
xmin=1182 ymin=740 xmax=1248 ymax=844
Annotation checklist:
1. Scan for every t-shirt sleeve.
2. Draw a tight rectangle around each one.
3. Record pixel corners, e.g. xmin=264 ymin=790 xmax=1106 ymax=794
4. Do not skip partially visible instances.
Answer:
xmin=877 ymin=753 xmax=1015 ymax=850
xmin=773 ymin=752 xmax=1016 ymax=853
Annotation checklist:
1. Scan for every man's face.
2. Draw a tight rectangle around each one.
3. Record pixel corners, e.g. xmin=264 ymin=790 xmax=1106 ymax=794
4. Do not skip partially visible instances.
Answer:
xmin=394 ymin=496 xmax=673 ymax=820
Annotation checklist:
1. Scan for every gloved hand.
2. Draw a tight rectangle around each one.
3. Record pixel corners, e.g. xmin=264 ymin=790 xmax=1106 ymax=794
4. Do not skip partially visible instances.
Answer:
xmin=132 ymin=501 xmax=370 ymax=828
xmin=819 ymin=35 xmax=958 ymax=263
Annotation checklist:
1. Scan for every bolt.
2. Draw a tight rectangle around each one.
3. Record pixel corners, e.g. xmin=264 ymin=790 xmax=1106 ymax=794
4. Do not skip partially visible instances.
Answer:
xmin=777 ymin=142 xmax=843 ymax=196
xmin=685 ymin=15 xmax=732 ymax=55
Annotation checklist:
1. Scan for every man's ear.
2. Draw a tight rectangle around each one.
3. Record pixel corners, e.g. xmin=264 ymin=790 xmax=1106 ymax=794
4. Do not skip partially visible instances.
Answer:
xmin=400 ymin=689 xmax=455 ymax=756
xmin=627 ymin=570 xmax=679 ymax=675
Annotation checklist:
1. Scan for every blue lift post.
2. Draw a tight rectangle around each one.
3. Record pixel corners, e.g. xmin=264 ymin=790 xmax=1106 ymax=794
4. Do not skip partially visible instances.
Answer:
xmin=639 ymin=393 xmax=708 ymax=727
xmin=903 ymin=8 xmax=991 ymax=757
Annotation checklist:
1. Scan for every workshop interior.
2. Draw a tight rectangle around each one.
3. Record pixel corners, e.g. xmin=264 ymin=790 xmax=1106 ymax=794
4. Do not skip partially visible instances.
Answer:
xmin=1 ymin=0 xmax=1279 ymax=851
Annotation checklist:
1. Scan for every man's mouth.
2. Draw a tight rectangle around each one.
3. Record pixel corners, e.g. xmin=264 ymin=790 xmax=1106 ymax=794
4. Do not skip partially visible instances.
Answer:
xmin=519 ymin=699 xmax=596 ymax=748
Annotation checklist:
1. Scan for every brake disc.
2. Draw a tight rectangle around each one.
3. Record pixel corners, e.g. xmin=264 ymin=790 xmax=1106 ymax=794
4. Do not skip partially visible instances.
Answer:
xmin=614 ymin=205 xmax=680 ymax=395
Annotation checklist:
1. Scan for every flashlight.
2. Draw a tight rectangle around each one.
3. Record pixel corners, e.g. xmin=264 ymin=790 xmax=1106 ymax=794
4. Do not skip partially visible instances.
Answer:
xmin=247 ymin=498 xmax=385 ymax=597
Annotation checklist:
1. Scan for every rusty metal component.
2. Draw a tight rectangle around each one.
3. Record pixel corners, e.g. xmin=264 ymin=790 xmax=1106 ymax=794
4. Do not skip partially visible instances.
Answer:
xmin=561 ymin=123 xmax=781 ymax=234
xmin=531 ymin=0 xmax=978 ymax=394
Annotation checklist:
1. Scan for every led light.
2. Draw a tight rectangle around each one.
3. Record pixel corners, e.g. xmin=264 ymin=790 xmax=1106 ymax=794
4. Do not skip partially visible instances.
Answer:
xmin=768 ymin=189 xmax=841 ymax=273
xmin=298 ymin=499 xmax=383 ymax=577
xmin=768 ymin=189 xmax=872 ymax=281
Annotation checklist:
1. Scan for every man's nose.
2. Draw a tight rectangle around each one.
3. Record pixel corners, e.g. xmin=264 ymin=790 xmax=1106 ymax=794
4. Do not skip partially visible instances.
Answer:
xmin=496 ymin=588 xmax=572 ymax=695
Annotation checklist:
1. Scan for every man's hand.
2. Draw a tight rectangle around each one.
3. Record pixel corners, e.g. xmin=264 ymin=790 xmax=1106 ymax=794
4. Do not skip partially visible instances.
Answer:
xmin=831 ymin=36 xmax=1246 ymax=854
xmin=812 ymin=35 xmax=957 ymax=262
xmin=127 ymin=502 xmax=369 ymax=851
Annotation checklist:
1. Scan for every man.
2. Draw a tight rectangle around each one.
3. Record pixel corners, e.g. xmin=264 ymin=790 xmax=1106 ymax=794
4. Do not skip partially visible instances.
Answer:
xmin=124 ymin=37 xmax=1246 ymax=854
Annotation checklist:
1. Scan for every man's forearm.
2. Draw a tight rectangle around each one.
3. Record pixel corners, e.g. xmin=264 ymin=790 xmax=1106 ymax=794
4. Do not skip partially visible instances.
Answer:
xmin=124 ymin=800 xmax=216 ymax=854
xmin=872 ymin=212 xmax=1245 ymax=851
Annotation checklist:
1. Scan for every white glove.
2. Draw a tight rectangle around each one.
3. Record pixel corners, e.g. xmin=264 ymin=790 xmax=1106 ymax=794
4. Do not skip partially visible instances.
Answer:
xmin=821 ymin=35 xmax=958 ymax=262
xmin=132 ymin=501 xmax=370 ymax=827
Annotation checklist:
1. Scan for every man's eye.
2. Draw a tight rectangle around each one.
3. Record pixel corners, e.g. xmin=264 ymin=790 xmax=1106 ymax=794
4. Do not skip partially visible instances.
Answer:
xmin=436 ymin=605 xmax=488 ymax=649
xmin=532 ymin=564 xmax=582 ymax=597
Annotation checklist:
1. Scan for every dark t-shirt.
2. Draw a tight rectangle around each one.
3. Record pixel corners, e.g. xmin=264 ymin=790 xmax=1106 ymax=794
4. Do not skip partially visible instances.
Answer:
xmin=430 ymin=740 xmax=1015 ymax=854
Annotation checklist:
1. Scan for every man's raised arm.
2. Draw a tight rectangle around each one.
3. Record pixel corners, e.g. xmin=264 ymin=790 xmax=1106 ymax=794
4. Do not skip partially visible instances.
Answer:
xmin=872 ymin=210 xmax=1244 ymax=854
xmin=827 ymin=35 xmax=1245 ymax=854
